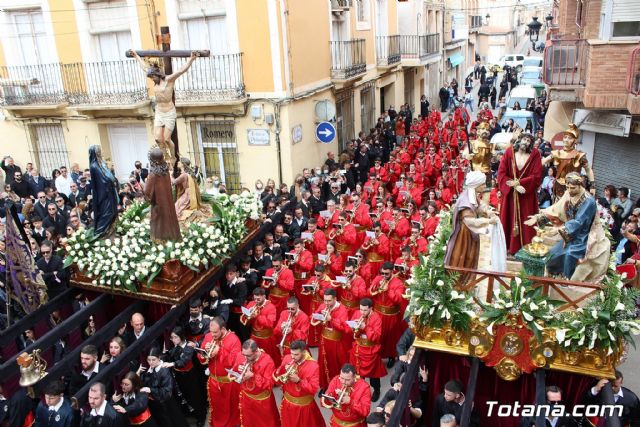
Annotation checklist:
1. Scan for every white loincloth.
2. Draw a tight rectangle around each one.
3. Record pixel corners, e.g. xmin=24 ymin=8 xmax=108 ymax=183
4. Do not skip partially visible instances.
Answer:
xmin=153 ymin=107 xmax=177 ymax=133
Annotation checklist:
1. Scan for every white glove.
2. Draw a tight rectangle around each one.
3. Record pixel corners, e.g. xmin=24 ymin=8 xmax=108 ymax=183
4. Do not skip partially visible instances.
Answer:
xmin=221 ymin=299 xmax=233 ymax=305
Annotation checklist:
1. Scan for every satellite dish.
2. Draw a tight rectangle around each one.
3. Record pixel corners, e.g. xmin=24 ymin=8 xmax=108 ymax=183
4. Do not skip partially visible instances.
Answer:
xmin=315 ymin=100 xmax=336 ymax=122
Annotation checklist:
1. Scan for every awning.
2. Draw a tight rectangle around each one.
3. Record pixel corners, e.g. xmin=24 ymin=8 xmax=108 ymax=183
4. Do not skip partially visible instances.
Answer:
xmin=448 ymin=53 xmax=465 ymax=67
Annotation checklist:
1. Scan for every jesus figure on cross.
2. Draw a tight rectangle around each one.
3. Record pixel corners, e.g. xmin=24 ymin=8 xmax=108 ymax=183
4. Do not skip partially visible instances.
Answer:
xmin=130 ymin=49 xmax=198 ymax=166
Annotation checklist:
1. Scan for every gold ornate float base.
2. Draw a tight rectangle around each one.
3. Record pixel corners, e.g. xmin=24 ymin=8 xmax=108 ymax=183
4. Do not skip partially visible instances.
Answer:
xmin=412 ymin=318 xmax=620 ymax=381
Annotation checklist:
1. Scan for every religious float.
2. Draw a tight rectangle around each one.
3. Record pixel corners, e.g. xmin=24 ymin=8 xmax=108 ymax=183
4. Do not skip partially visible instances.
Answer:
xmin=64 ymin=190 xmax=263 ymax=305
xmin=404 ymin=193 xmax=640 ymax=425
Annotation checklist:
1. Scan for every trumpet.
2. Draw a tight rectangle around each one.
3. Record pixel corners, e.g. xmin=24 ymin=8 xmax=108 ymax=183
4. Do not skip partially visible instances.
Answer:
xmin=273 ymin=361 xmax=298 ymax=383
xmin=240 ymin=302 xmax=263 ymax=325
xmin=371 ymin=278 xmax=389 ymax=296
xmin=353 ymin=315 xmax=367 ymax=339
xmin=310 ymin=306 xmax=330 ymax=326
xmin=333 ymin=386 xmax=351 ymax=410
xmin=235 ymin=359 xmax=254 ymax=384
xmin=302 ymin=276 xmax=319 ymax=295
xmin=278 ymin=311 xmax=294 ymax=351
xmin=361 ymin=235 xmax=379 ymax=251
xmin=197 ymin=340 xmax=220 ymax=362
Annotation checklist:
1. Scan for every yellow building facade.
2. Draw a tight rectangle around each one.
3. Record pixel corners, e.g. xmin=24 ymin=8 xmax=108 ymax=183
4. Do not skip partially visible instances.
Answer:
xmin=0 ymin=0 xmax=479 ymax=191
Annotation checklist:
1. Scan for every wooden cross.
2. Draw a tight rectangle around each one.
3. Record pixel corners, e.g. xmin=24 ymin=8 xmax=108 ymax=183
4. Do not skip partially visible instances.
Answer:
xmin=125 ymin=26 xmax=210 ymax=171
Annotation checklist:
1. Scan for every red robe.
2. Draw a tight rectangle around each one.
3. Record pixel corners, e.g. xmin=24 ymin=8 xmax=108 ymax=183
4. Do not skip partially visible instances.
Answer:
xmin=334 ymin=223 xmax=358 ymax=261
xmin=274 ymin=309 xmax=310 ymax=355
xmin=263 ymin=266 xmax=295 ymax=315
xmin=245 ymin=300 xmax=281 ymax=367
xmin=356 ymin=261 xmax=377 ymax=286
xmin=497 ymin=147 xmax=542 ymax=255
xmin=370 ymin=276 xmax=406 ymax=359
xmin=402 ymin=236 xmax=429 ymax=258
xmin=303 ymin=275 xmax=333 ymax=346
xmin=334 ymin=274 xmax=367 ymax=315
xmin=422 ymin=215 xmax=440 ymax=238
xmin=233 ymin=351 xmax=280 ymax=427
xmin=363 ymin=232 xmax=390 ymax=272
xmin=275 ymin=354 xmax=324 ymax=427
xmin=314 ymin=303 xmax=351 ymax=388
xmin=349 ymin=202 xmax=373 ymax=230
xmin=349 ymin=310 xmax=387 ymax=378
xmin=305 ymin=229 xmax=327 ymax=259
xmin=197 ymin=330 xmax=241 ymax=427
xmin=389 ymin=217 xmax=411 ymax=260
xmin=290 ymin=249 xmax=314 ymax=313
xmin=322 ymin=377 xmax=371 ymax=427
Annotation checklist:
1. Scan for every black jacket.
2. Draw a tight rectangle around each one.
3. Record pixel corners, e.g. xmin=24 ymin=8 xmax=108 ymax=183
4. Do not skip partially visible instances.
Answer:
xmin=431 ymin=393 xmax=480 ymax=427
xmin=43 ymin=214 xmax=67 ymax=236
xmin=11 ymin=179 xmax=31 ymax=199
xmin=68 ymin=363 xmax=102 ymax=397
xmin=79 ymin=402 xmax=125 ymax=427
xmin=36 ymin=255 xmax=69 ymax=299
xmin=28 ymin=175 xmax=49 ymax=197
xmin=141 ymin=367 xmax=175 ymax=403
xmin=582 ymin=385 xmax=640 ymax=427
xmin=35 ymin=397 xmax=75 ymax=427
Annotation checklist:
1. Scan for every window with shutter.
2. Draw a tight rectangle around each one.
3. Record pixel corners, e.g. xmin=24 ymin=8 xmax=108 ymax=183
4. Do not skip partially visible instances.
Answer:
xmin=605 ymin=0 xmax=640 ymax=38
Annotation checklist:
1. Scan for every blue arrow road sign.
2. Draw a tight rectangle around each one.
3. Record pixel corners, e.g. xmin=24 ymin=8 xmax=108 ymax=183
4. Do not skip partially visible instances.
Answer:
xmin=315 ymin=121 xmax=336 ymax=144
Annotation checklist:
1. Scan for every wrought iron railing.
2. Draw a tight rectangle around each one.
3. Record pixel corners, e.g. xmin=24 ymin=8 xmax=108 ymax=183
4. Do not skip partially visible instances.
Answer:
xmin=0 ymin=63 xmax=66 ymax=105
xmin=0 ymin=55 xmax=245 ymax=107
xmin=173 ymin=53 xmax=245 ymax=102
xmin=398 ymin=34 xmax=440 ymax=61
xmin=63 ymin=60 xmax=147 ymax=105
xmin=542 ymin=38 xmax=588 ymax=86
xmin=376 ymin=35 xmax=401 ymax=66
xmin=470 ymin=15 xmax=483 ymax=29
xmin=331 ymin=0 xmax=353 ymax=10
xmin=628 ymin=46 xmax=640 ymax=96
xmin=330 ymin=39 xmax=367 ymax=79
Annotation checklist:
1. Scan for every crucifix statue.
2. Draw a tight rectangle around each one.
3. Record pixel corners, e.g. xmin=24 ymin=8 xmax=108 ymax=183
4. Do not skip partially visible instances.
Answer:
xmin=126 ymin=26 xmax=210 ymax=167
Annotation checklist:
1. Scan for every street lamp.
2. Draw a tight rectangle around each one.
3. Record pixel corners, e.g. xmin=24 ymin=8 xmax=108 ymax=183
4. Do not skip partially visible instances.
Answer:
xmin=485 ymin=13 xmax=490 ymax=26
xmin=527 ymin=16 xmax=543 ymax=52
xmin=545 ymin=13 xmax=553 ymax=29
xmin=527 ymin=17 xmax=543 ymax=42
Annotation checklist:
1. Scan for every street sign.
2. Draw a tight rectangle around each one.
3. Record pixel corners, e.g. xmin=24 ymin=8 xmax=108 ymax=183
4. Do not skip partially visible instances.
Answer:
xmin=315 ymin=122 xmax=336 ymax=144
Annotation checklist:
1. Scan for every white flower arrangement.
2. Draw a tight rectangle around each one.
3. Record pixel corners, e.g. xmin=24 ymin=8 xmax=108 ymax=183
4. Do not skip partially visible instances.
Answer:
xmin=64 ymin=196 xmax=259 ymax=292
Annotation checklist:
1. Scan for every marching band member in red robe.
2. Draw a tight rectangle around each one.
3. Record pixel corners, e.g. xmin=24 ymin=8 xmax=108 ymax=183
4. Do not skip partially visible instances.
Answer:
xmin=414 ymin=149 xmax=432 ymax=177
xmin=386 ymin=207 xmax=411 ymax=260
xmin=362 ymin=221 xmax=390 ymax=273
xmin=262 ymin=255 xmax=294 ymax=315
xmin=421 ymin=202 xmax=441 ymax=238
xmin=197 ymin=317 xmax=241 ymax=427
xmin=333 ymin=260 xmax=368 ymax=316
xmin=232 ymin=340 xmax=280 ymax=427
xmin=310 ymin=289 xmax=351 ymax=389
xmin=303 ymin=264 xmax=333 ymax=346
xmin=331 ymin=212 xmax=358 ymax=262
xmin=349 ymin=298 xmax=386 ymax=402
xmin=353 ymin=249 xmax=377 ymax=285
xmin=317 ymin=199 xmax=340 ymax=232
xmin=368 ymin=158 xmax=389 ymax=184
xmin=274 ymin=296 xmax=309 ymax=356
xmin=370 ymin=263 xmax=406 ymax=360
xmin=396 ymin=177 xmax=423 ymax=207
xmin=348 ymin=193 xmax=373 ymax=231
xmin=241 ymin=288 xmax=281 ymax=367
xmin=320 ymin=240 xmax=344 ymax=279
xmin=274 ymin=340 xmax=324 ymax=427
xmin=402 ymin=224 xmax=429 ymax=258
xmin=426 ymin=145 xmax=443 ymax=187
xmin=288 ymin=239 xmax=314 ymax=313
xmin=303 ymin=218 xmax=327 ymax=259
xmin=321 ymin=364 xmax=372 ymax=427
xmin=394 ymin=246 xmax=420 ymax=285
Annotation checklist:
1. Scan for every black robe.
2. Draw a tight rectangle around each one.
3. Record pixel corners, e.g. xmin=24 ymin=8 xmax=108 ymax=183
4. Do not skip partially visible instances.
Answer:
xmin=165 ymin=345 xmax=207 ymax=423
xmin=113 ymin=392 xmax=157 ymax=427
xmin=141 ymin=367 xmax=187 ymax=427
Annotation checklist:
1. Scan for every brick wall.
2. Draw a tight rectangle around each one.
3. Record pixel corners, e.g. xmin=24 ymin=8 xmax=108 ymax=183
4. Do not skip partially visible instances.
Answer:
xmin=583 ymin=43 xmax=637 ymax=109
xmin=558 ymin=0 xmax=579 ymax=36
xmin=582 ymin=0 xmax=602 ymax=39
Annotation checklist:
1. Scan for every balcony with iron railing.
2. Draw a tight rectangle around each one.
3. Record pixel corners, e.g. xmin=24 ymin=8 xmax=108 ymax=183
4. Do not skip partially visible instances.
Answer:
xmin=376 ymin=35 xmax=401 ymax=67
xmin=544 ymin=38 xmax=640 ymax=113
xmin=330 ymin=39 xmax=367 ymax=80
xmin=470 ymin=15 xmax=483 ymax=30
xmin=330 ymin=0 xmax=353 ymax=11
xmin=0 ymin=54 xmax=245 ymax=108
xmin=542 ymin=38 xmax=587 ymax=88
xmin=172 ymin=53 xmax=245 ymax=104
xmin=399 ymin=34 xmax=441 ymax=64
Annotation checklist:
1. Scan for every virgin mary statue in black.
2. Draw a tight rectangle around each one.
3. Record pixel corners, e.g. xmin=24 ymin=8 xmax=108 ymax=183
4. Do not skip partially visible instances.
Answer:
xmin=89 ymin=145 xmax=119 ymax=237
